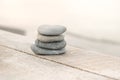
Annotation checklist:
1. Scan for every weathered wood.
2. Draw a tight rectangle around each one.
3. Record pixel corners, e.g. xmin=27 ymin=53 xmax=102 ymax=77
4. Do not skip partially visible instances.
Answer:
xmin=0 ymin=30 xmax=120 ymax=80
xmin=0 ymin=46 xmax=111 ymax=80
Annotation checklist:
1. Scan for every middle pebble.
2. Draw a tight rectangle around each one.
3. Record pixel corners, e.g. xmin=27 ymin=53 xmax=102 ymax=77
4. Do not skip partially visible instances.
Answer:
xmin=35 ymin=39 xmax=66 ymax=50
xmin=37 ymin=34 xmax=64 ymax=42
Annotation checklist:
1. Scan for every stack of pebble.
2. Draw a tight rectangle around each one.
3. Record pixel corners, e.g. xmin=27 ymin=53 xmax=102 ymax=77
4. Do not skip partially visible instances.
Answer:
xmin=31 ymin=25 xmax=67 ymax=55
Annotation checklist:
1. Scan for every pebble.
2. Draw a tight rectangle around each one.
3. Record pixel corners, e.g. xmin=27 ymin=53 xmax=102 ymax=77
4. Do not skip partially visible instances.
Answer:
xmin=31 ymin=44 xmax=66 ymax=55
xmin=37 ymin=34 xmax=64 ymax=42
xmin=38 ymin=25 xmax=66 ymax=36
xmin=35 ymin=40 xmax=66 ymax=50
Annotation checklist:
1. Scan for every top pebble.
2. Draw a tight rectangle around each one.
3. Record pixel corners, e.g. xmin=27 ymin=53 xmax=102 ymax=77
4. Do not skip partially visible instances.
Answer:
xmin=38 ymin=25 xmax=66 ymax=36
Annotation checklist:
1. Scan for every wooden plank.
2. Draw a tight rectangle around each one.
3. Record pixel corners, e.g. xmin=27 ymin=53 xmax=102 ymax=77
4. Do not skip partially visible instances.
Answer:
xmin=0 ymin=30 xmax=120 ymax=80
xmin=0 ymin=46 xmax=111 ymax=80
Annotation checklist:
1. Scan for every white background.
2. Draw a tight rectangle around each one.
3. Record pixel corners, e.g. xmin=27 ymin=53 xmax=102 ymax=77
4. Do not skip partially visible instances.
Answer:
xmin=0 ymin=0 xmax=120 ymax=43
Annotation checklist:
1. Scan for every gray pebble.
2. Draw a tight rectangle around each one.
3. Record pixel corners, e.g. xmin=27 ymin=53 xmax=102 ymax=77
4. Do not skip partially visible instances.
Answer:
xmin=31 ymin=44 xmax=66 ymax=55
xmin=38 ymin=25 xmax=66 ymax=36
xmin=35 ymin=40 xmax=66 ymax=50
xmin=37 ymin=34 xmax=64 ymax=42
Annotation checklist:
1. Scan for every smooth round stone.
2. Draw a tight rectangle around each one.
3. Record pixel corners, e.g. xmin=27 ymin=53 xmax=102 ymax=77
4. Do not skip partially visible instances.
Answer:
xmin=35 ymin=40 xmax=66 ymax=50
xmin=31 ymin=44 xmax=66 ymax=55
xmin=37 ymin=34 xmax=64 ymax=42
xmin=38 ymin=25 xmax=66 ymax=36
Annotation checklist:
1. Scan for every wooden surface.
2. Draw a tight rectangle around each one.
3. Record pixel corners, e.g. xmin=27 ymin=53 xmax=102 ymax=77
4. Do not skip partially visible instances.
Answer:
xmin=0 ymin=30 xmax=120 ymax=80
xmin=0 ymin=45 xmax=111 ymax=80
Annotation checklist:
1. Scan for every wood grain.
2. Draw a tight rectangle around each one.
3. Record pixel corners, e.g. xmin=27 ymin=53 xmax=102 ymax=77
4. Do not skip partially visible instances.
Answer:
xmin=0 ymin=46 xmax=111 ymax=80
xmin=0 ymin=30 xmax=120 ymax=80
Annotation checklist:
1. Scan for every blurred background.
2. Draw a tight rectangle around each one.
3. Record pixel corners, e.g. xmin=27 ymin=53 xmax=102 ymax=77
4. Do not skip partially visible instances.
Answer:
xmin=0 ymin=0 xmax=120 ymax=56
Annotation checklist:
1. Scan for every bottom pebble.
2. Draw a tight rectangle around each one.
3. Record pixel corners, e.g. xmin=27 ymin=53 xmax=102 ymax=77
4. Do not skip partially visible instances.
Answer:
xmin=31 ymin=44 xmax=66 ymax=55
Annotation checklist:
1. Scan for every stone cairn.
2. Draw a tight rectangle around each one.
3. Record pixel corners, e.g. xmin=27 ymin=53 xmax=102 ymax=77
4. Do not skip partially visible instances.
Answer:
xmin=31 ymin=25 xmax=67 ymax=55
